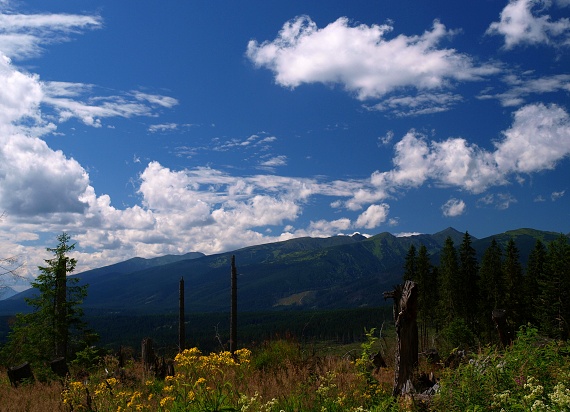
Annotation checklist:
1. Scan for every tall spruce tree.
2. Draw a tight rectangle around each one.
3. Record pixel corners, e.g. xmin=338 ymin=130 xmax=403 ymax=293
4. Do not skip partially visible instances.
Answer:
xmin=403 ymin=244 xmax=417 ymax=282
xmin=527 ymin=239 xmax=547 ymax=325
xmin=416 ymin=244 xmax=437 ymax=348
xmin=458 ymin=231 xmax=479 ymax=331
xmin=502 ymin=238 xmax=524 ymax=328
xmin=2 ymin=233 xmax=88 ymax=369
xmin=478 ymin=239 xmax=504 ymax=341
xmin=538 ymin=235 xmax=570 ymax=339
xmin=438 ymin=237 xmax=460 ymax=327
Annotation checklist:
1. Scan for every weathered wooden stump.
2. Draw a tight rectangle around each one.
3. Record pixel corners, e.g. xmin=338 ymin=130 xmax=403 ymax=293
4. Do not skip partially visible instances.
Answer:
xmin=492 ymin=309 xmax=513 ymax=347
xmin=50 ymin=357 xmax=70 ymax=379
xmin=7 ymin=362 xmax=34 ymax=387
xmin=384 ymin=280 xmax=419 ymax=396
xmin=141 ymin=338 xmax=156 ymax=376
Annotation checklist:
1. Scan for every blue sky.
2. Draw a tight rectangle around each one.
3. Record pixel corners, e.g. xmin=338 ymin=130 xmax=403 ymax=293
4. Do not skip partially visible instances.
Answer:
xmin=0 ymin=0 xmax=569 ymax=286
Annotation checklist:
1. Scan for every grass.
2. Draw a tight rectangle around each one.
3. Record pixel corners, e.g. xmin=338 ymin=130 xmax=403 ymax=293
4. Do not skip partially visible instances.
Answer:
xmin=2 ymin=326 xmax=570 ymax=411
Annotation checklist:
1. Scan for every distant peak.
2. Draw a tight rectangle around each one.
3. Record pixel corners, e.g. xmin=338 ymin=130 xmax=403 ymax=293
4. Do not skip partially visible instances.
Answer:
xmin=351 ymin=233 xmax=366 ymax=241
xmin=434 ymin=227 xmax=462 ymax=236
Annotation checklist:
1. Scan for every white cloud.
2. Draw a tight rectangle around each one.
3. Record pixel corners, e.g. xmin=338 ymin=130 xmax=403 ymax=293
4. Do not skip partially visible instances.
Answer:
xmin=442 ymin=198 xmax=466 ymax=217
xmin=478 ymin=73 xmax=570 ymax=106
xmin=552 ymin=190 xmax=566 ymax=200
xmin=487 ymin=0 xmax=570 ymax=48
xmin=477 ymin=193 xmax=517 ymax=210
xmin=0 ymin=11 xmax=102 ymax=60
xmin=344 ymin=103 xmax=570 ymax=211
xmin=395 ymin=232 xmax=422 ymax=237
xmin=148 ymin=123 xmax=179 ymax=133
xmin=259 ymin=155 xmax=287 ymax=168
xmin=368 ymin=92 xmax=463 ymax=116
xmin=355 ymin=204 xmax=390 ymax=229
xmin=494 ymin=103 xmax=570 ymax=173
xmin=247 ymin=16 xmax=498 ymax=101
xmin=42 ymin=82 xmax=179 ymax=127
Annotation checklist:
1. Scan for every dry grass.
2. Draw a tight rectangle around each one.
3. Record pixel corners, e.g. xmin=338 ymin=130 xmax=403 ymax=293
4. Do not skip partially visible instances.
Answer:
xmin=0 ymin=372 xmax=64 ymax=412
xmin=0 ymin=339 xmax=404 ymax=412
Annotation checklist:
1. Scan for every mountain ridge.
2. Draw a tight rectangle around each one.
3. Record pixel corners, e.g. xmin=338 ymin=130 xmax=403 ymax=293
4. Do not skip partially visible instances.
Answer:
xmin=0 ymin=227 xmax=565 ymax=315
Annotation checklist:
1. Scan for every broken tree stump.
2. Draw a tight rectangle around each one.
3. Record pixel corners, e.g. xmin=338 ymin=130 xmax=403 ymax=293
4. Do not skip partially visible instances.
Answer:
xmin=141 ymin=338 xmax=156 ymax=377
xmin=384 ymin=280 xmax=419 ymax=396
xmin=7 ymin=362 xmax=34 ymax=387
xmin=492 ymin=309 xmax=513 ymax=347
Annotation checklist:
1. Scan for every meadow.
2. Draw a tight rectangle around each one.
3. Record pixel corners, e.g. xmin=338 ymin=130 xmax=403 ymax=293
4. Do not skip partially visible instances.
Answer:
xmin=2 ymin=325 xmax=570 ymax=411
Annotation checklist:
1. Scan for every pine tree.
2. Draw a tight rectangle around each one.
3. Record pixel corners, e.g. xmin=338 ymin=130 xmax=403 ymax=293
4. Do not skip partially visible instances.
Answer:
xmin=502 ymin=238 xmax=524 ymax=328
xmin=416 ymin=244 xmax=437 ymax=348
xmin=438 ymin=237 xmax=460 ymax=327
xmin=458 ymin=231 xmax=479 ymax=331
xmin=478 ymin=239 xmax=503 ymax=341
xmin=403 ymin=244 xmax=417 ymax=282
xmin=526 ymin=239 xmax=547 ymax=325
xmin=538 ymin=235 xmax=570 ymax=339
xmin=2 ymin=233 xmax=89 ymax=370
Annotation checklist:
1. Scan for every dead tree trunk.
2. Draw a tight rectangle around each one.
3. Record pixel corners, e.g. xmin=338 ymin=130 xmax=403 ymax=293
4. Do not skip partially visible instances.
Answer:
xmin=384 ymin=280 xmax=419 ymax=396
xmin=179 ymin=277 xmax=185 ymax=352
xmin=141 ymin=338 xmax=156 ymax=377
xmin=230 ymin=255 xmax=237 ymax=356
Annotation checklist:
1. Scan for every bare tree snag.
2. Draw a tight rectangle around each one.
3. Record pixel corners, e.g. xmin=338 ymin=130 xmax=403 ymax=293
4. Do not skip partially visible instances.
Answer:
xmin=230 ymin=255 xmax=237 ymax=356
xmin=141 ymin=338 xmax=155 ymax=377
xmin=179 ymin=277 xmax=185 ymax=352
xmin=384 ymin=280 xmax=419 ymax=396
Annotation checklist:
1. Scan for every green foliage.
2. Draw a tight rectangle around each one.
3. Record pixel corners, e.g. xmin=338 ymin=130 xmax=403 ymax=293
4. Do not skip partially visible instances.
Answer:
xmin=438 ymin=237 xmax=460 ymax=327
xmin=478 ymin=238 xmax=504 ymax=341
xmin=440 ymin=318 xmax=477 ymax=352
xmin=537 ymin=235 xmax=570 ymax=339
xmin=0 ymin=233 xmax=90 ymax=373
xmin=433 ymin=325 xmax=570 ymax=411
xmin=355 ymin=328 xmax=378 ymax=382
xmin=458 ymin=231 xmax=479 ymax=330
xmin=403 ymin=245 xmax=417 ymax=282
xmin=251 ymin=339 xmax=301 ymax=371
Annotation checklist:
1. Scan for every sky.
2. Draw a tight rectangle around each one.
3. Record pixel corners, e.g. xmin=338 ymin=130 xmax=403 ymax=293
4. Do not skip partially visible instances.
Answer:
xmin=0 ymin=0 xmax=569 ymax=288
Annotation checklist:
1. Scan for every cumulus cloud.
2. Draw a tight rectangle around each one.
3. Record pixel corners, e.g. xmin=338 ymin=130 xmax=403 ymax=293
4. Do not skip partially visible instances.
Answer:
xmin=487 ymin=0 xmax=570 ymax=48
xmin=494 ymin=103 xmax=570 ymax=173
xmin=247 ymin=16 xmax=498 ymax=104
xmin=342 ymin=103 xmax=570 ymax=210
xmin=442 ymin=198 xmax=466 ymax=217
xmin=355 ymin=204 xmax=390 ymax=229
xmin=259 ymin=155 xmax=288 ymax=169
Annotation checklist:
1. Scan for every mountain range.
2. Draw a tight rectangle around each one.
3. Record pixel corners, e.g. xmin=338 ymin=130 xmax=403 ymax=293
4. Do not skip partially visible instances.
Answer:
xmin=0 ymin=227 xmax=565 ymax=316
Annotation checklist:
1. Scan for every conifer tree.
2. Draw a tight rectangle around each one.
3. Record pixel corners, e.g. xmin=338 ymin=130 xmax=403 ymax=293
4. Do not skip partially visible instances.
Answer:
xmin=478 ymin=239 xmax=503 ymax=340
xmin=2 ymin=233 xmax=89 ymax=369
xmin=416 ymin=244 xmax=437 ymax=347
xmin=403 ymin=244 xmax=417 ymax=282
xmin=437 ymin=237 xmax=460 ymax=327
xmin=502 ymin=238 xmax=524 ymax=328
xmin=537 ymin=235 xmax=570 ymax=339
xmin=458 ymin=231 xmax=479 ymax=331
xmin=526 ymin=239 xmax=547 ymax=325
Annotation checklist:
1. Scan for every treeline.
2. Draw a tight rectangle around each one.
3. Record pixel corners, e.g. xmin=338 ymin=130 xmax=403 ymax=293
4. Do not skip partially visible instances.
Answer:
xmin=84 ymin=306 xmax=393 ymax=354
xmin=403 ymin=232 xmax=570 ymax=347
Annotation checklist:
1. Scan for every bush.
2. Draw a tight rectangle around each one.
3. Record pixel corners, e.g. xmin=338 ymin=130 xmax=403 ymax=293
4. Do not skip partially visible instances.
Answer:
xmin=432 ymin=325 xmax=570 ymax=411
